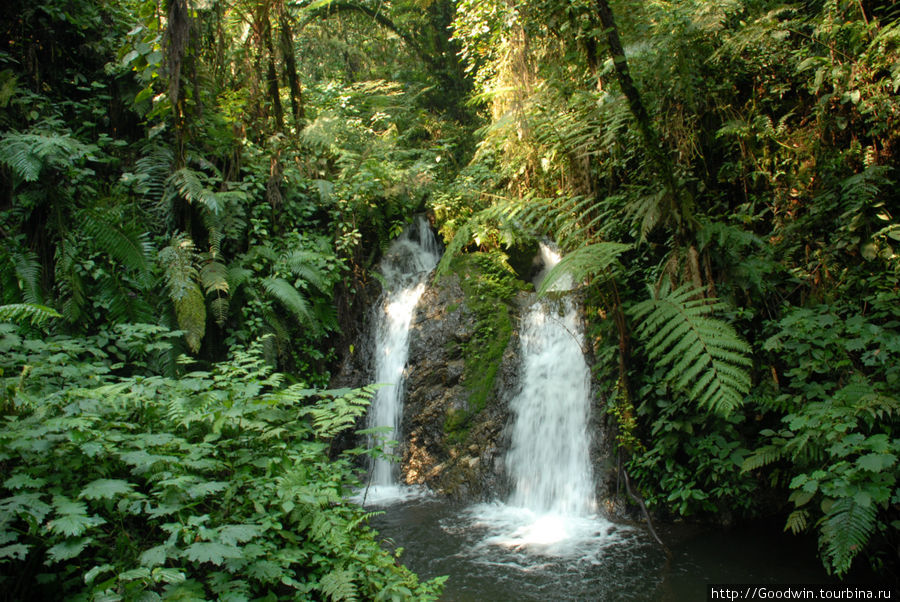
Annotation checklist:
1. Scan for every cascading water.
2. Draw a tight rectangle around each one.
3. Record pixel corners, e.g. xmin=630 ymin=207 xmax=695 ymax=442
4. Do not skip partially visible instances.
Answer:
xmin=364 ymin=216 xmax=441 ymax=501
xmin=472 ymin=243 xmax=617 ymax=553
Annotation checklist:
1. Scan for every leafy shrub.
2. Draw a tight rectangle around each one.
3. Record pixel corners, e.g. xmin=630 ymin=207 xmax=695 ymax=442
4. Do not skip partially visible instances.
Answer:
xmin=0 ymin=326 xmax=444 ymax=600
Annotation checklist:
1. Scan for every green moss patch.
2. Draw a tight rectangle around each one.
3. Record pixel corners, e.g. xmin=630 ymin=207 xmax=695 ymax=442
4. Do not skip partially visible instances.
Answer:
xmin=440 ymin=251 xmax=528 ymax=444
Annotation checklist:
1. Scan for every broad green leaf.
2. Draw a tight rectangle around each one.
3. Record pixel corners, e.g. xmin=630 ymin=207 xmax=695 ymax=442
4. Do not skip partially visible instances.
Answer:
xmin=182 ymin=542 xmax=242 ymax=565
xmin=47 ymin=537 xmax=90 ymax=562
xmin=80 ymin=479 xmax=134 ymax=500
xmin=0 ymin=543 xmax=29 ymax=560
xmin=857 ymin=453 xmax=897 ymax=472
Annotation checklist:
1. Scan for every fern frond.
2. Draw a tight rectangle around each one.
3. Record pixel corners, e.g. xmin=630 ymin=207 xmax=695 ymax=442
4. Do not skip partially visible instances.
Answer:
xmin=167 ymin=168 xmax=223 ymax=214
xmin=227 ymin=266 xmax=254 ymax=292
xmin=630 ymin=284 xmax=752 ymax=415
xmin=319 ymin=568 xmax=358 ymax=601
xmin=134 ymin=144 xmax=173 ymax=201
xmin=785 ymin=509 xmax=808 ymax=535
xmin=11 ymin=250 xmax=43 ymax=304
xmin=0 ymin=131 xmax=92 ymax=182
xmin=537 ymin=242 xmax=631 ymax=295
xmin=282 ymin=250 xmax=330 ymax=292
xmin=263 ymin=277 xmax=314 ymax=327
xmin=81 ymin=210 xmax=153 ymax=277
xmin=820 ymin=497 xmax=877 ymax=576
xmin=200 ymin=260 xmax=229 ymax=296
xmin=55 ymin=238 xmax=86 ymax=322
xmin=0 ymin=303 xmax=62 ymax=326
xmin=159 ymin=233 xmax=206 ymax=353
xmin=741 ymin=443 xmax=787 ymax=472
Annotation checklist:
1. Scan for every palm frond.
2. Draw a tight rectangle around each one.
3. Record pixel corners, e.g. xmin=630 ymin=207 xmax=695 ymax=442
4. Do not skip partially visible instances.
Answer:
xmin=630 ymin=283 xmax=752 ymax=415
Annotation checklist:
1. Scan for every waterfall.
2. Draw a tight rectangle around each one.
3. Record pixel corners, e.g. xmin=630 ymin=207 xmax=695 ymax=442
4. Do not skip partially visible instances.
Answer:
xmin=471 ymin=243 xmax=614 ymax=553
xmin=365 ymin=216 xmax=441 ymax=499
xmin=505 ymin=296 xmax=595 ymax=516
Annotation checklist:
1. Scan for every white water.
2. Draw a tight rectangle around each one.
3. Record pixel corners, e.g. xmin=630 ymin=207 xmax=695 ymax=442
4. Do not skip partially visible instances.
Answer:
xmin=472 ymin=243 xmax=618 ymax=553
xmin=364 ymin=217 xmax=441 ymax=502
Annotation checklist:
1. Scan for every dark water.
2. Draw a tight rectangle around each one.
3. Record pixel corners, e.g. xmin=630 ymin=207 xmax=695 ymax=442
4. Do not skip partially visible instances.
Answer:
xmin=367 ymin=496 xmax=837 ymax=601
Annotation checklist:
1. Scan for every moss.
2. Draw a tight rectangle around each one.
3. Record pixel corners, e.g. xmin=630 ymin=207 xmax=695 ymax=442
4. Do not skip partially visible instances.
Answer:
xmin=440 ymin=251 xmax=527 ymax=445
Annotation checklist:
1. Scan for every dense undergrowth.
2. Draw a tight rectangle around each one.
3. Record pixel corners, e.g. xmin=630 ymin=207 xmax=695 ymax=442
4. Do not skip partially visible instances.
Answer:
xmin=1 ymin=0 xmax=898 ymax=589
xmin=436 ymin=0 xmax=900 ymax=580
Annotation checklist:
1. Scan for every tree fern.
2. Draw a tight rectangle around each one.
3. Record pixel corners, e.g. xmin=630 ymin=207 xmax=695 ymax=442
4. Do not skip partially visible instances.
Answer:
xmin=630 ymin=283 xmax=752 ymax=415
xmin=536 ymin=242 xmax=631 ymax=295
xmin=0 ymin=303 xmax=62 ymax=326
xmin=159 ymin=234 xmax=206 ymax=353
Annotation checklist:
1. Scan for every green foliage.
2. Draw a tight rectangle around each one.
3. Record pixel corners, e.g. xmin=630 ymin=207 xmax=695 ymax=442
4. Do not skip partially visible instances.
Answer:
xmin=0 ymin=131 xmax=94 ymax=183
xmin=630 ymin=283 xmax=752 ymax=416
xmin=0 ymin=331 xmax=444 ymax=599
xmin=0 ymin=303 xmax=62 ymax=326
xmin=159 ymin=233 xmax=206 ymax=353
xmin=536 ymin=242 xmax=631 ymax=295
xmin=442 ymin=252 xmax=527 ymax=441
xmin=742 ymin=296 xmax=900 ymax=575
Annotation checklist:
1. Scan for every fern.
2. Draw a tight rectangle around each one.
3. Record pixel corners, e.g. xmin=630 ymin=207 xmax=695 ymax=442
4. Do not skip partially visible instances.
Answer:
xmin=133 ymin=144 xmax=173 ymax=201
xmin=0 ymin=131 xmax=93 ymax=182
xmin=81 ymin=210 xmax=153 ymax=279
xmin=166 ymin=168 xmax=223 ymax=214
xmin=0 ymin=303 xmax=62 ymax=326
xmin=10 ymin=250 xmax=43 ymax=304
xmin=283 ymin=250 xmax=330 ymax=292
xmin=537 ymin=242 xmax=631 ymax=295
xmin=319 ymin=569 xmax=358 ymax=601
xmin=820 ymin=497 xmax=877 ymax=576
xmin=159 ymin=234 xmax=206 ymax=353
xmin=630 ymin=283 xmax=752 ymax=415
xmin=263 ymin=277 xmax=314 ymax=327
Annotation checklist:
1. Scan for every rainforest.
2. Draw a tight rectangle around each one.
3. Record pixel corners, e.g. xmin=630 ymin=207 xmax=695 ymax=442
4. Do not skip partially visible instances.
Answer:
xmin=0 ymin=0 xmax=898 ymax=598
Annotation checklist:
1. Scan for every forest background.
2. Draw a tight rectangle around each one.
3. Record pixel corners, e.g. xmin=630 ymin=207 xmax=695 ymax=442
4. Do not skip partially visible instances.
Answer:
xmin=0 ymin=0 xmax=898 ymax=597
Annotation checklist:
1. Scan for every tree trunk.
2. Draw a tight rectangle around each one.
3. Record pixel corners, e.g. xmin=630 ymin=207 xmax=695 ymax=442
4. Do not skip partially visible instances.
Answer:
xmin=276 ymin=1 xmax=305 ymax=127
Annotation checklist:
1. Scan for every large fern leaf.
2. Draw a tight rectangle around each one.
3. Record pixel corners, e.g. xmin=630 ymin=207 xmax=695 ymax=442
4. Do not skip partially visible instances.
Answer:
xmin=282 ymin=249 xmax=330 ymax=292
xmin=166 ymin=167 xmax=223 ymax=214
xmin=0 ymin=131 xmax=92 ymax=182
xmin=133 ymin=144 xmax=173 ymax=201
xmin=820 ymin=497 xmax=877 ymax=576
xmin=81 ymin=210 xmax=153 ymax=278
xmin=0 ymin=303 xmax=62 ymax=326
xmin=630 ymin=283 xmax=752 ymax=415
xmin=10 ymin=250 xmax=43 ymax=304
xmin=159 ymin=234 xmax=206 ymax=353
xmin=537 ymin=242 xmax=631 ymax=294
xmin=263 ymin=277 xmax=314 ymax=327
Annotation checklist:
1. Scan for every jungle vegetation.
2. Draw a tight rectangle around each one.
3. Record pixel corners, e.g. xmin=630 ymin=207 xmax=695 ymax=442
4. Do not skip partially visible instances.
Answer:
xmin=0 ymin=0 xmax=897 ymax=596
